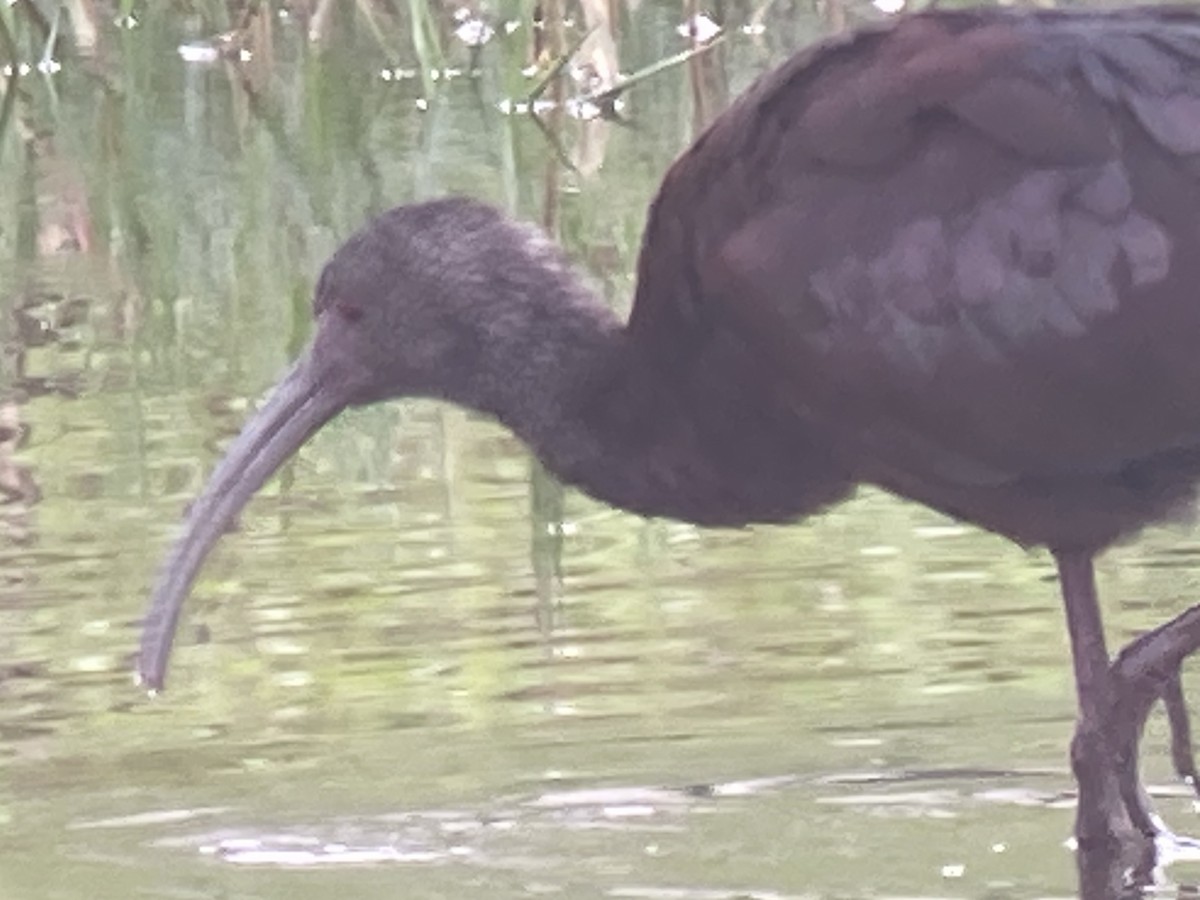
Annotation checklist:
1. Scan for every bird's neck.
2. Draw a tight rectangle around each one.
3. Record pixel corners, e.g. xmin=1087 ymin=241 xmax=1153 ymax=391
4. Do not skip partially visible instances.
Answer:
xmin=466 ymin=271 xmax=848 ymax=527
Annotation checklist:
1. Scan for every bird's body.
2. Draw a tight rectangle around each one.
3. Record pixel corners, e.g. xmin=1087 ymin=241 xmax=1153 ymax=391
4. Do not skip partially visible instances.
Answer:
xmin=140 ymin=6 xmax=1200 ymax=891
xmin=629 ymin=7 xmax=1200 ymax=550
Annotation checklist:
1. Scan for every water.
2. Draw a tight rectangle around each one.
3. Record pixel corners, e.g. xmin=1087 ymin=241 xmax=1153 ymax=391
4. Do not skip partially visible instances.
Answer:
xmin=4 ymin=3 xmax=1200 ymax=897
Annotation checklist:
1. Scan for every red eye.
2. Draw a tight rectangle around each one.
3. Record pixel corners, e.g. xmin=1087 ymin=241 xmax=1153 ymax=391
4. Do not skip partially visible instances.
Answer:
xmin=335 ymin=300 xmax=364 ymax=322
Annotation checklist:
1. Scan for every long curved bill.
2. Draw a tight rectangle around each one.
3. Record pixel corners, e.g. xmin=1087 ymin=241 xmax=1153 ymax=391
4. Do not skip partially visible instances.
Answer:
xmin=138 ymin=350 xmax=348 ymax=692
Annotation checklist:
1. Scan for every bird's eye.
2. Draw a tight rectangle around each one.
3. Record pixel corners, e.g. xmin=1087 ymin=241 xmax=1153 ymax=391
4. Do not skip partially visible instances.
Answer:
xmin=334 ymin=299 xmax=364 ymax=323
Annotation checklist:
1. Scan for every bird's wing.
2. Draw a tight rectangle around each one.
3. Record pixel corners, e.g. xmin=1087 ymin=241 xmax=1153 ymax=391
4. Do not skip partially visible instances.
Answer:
xmin=660 ymin=8 xmax=1200 ymax=486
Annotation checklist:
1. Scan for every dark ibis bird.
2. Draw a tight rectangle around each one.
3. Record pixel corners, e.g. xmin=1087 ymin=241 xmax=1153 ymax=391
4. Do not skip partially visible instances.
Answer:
xmin=140 ymin=4 xmax=1200 ymax=877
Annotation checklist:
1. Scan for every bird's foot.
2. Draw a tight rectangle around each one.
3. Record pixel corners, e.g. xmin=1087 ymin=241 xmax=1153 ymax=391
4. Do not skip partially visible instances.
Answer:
xmin=1074 ymin=825 xmax=1158 ymax=900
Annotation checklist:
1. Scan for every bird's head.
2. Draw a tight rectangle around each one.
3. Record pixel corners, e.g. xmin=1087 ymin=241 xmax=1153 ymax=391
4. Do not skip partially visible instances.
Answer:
xmin=137 ymin=197 xmax=568 ymax=691
xmin=307 ymin=197 xmax=554 ymax=407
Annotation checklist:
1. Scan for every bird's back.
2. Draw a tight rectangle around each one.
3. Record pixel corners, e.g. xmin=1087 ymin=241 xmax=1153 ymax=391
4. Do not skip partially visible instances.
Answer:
xmin=630 ymin=7 xmax=1200 ymax=551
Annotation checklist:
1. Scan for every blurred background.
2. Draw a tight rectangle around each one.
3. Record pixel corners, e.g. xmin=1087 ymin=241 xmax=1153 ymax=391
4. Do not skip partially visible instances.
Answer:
xmin=2 ymin=0 xmax=1200 ymax=896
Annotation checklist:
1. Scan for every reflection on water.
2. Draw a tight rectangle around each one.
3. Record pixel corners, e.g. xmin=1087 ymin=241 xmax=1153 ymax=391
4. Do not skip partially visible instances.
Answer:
xmin=3 ymin=2 xmax=1200 ymax=898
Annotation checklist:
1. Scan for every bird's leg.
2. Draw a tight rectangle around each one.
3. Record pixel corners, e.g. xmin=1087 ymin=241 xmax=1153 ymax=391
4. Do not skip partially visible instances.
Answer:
xmin=1163 ymin=671 xmax=1199 ymax=790
xmin=1054 ymin=549 xmax=1144 ymax=847
xmin=1107 ymin=605 xmax=1200 ymax=825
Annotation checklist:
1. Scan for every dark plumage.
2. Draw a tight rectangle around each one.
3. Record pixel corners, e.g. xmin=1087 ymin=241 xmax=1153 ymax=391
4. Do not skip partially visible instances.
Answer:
xmin=140 ymin=6 xmax=1200 ymax=882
